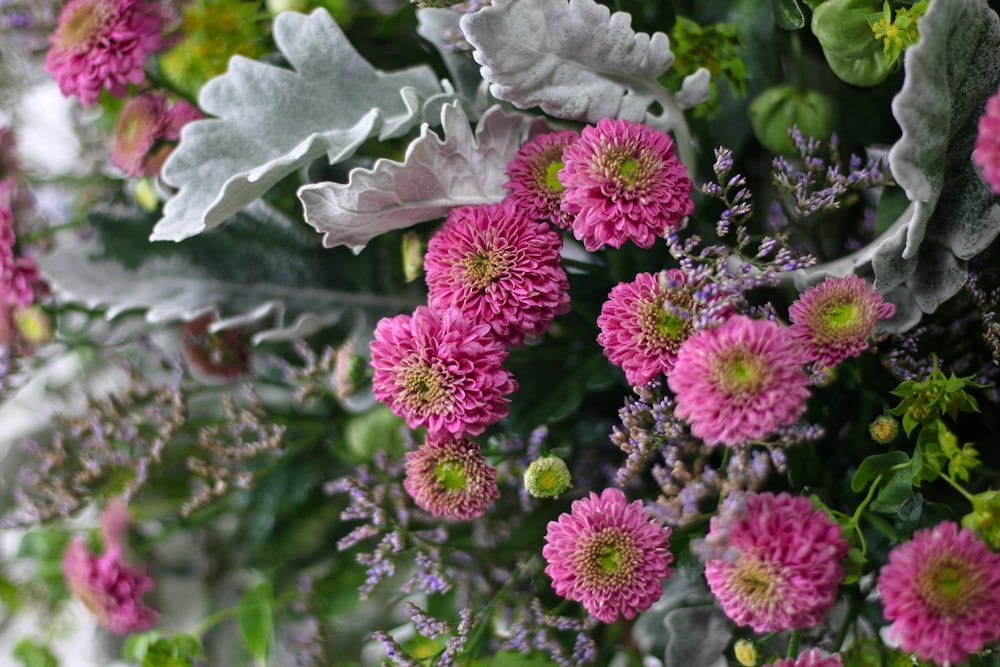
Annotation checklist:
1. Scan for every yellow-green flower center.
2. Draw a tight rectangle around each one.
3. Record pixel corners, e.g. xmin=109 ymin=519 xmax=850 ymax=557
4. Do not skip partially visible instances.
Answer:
xmin=823 ymin=301 xmax=859 ymax=329
xmin=403 ymin=363 xmax=448 ymax=410
xmin=618 ymin=157 xmax=640 ymax=184
xmin=434 ymin=460 xmax=468 ymax=491
xmin=544 ymin=161 xmax=565 ymax=192
xmin=921 ymin=557 xmax=983 ymax=616
xmin=462 ymin=250 xmax=510 ymax=291
xmin=580 ymin=528 xmax=639 ymax=585
xmin=731 ymin=557 xmax=784 ymax=613
xmin=715 ymin=350 xmax=768 ymax=397
xmin=56 ymin=0 xmax=112 ymax=50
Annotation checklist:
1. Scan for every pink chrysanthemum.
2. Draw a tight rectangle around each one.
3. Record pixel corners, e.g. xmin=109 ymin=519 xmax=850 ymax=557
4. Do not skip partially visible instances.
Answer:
xmin=424 ymin=200 xmax=570 ymax=346
xmin=62 ymin=499 xmax=157 ymax=634
xmin=597 ymin=269 xmax=701 ymax=386
xmin=162 ymin=99 xmax=204 ymax=141
xmin=0 ymin=181 xmax=40 ymax=308
xmin=788 ymin=275 xmax=895 ymax=369
xmin=763 ymin=648 xmax=844 ymax=667
xmin=667 ymin=315 xmax=810 ymax=447
xmin=974 ymin=84 xmax=1000 ymax=195
xmin=504 ymin=130 xmax=580 ymax=228
xmin=559 ymin=118 xmax=694 ymax=252
xmin=877 ymin=521 xmax=1000 ymax=666
xmin=703 ymin=492 xmax=848 ymax=633
xmin=370 ymin=306 xmax=517 ymax=437
xmin=111 ymin=92 xmax=168 ymax=177
xmin=45 ymin=0 xmax=165 ymax=106
xmin=543 ymin=487 xmax=673 ymax=624
xmin=404 ymin=435 xmax=500 ymax=520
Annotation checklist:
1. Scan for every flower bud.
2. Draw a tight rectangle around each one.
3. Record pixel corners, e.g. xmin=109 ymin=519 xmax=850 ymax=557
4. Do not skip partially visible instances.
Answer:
xmin=869 ymin=414 xmax=899 ymax=444
xmin=13 ymin=305 xmax=51 ymax=344
xmin=523 ymin=455 xmax=572 ymax=499
xmin=733 ymin=638 xmax=760 ymax=667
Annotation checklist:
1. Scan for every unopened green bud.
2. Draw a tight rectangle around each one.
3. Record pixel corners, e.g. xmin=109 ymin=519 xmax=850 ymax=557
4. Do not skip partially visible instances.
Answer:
xmin=402 ymin=231 xmax=426 ymax=283
xmin=734 ymin=639 xmax=759 ymax=667
xmin=869 ymin=414 xmax=898 ymax=444
xmin=523 ymin=456 xmax=572 ymax=499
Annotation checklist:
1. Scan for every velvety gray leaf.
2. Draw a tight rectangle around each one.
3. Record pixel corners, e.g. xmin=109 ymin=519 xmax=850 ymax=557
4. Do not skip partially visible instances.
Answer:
xmin=153 ymin=8 xmax=442 ymax=242
xmin=416 ymin=8 xmax=491 ymax=120
xmin=459 ymin=0 xmax=709 ymax=164
xmin=299 ymin=103 xmax=524 ymax=250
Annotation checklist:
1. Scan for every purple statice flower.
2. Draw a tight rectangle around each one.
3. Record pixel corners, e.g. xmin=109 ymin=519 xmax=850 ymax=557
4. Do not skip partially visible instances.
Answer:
xmin=788 ymin=275 xmax=896 ymax=369
xmin=975 ymin=84 xmax=1000 ymax=195
xmin=44 ymin=0 xmax=166 ymax=106
xmin=559 ymin=118 xmax=694 ymax=251
xmin=543 ymin=487 xmax=673 ymax=623
xmin=504 ymin=129 xmax=580 ymax=229
xmin=424 ymin=200 xmax=570 ymax=347
xmin=702 ymin=492 xmax=848 ymax=633
xmin=877 ymin=521 xmax=1000 ymax=666
xmin=403 ymin=435 xmax=500 ymax=520
xmin=62 ymin=498 xmax=158 ymax=634
xmin=668 ymin=315 xmax=811 ymax=447
xmin=370 ymin=306 xmax=517 ymax=438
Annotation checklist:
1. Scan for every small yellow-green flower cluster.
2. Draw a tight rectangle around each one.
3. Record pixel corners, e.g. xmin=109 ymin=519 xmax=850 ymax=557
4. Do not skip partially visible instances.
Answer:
xmin=867 ymin=0 xmax=928 ymax=66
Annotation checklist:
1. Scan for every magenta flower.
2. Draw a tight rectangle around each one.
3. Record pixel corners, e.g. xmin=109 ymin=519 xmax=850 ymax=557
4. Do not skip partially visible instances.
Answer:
xmin=975 ymin=84 xmax=1000 ymax=195
xmin=543 ymin=487 xmax=673 ymax=624
xmin=597 ymin=269 xmax=701 ymax=386
xmin=424 ymin=200 xmax=570 ymax=346
xmin=877 ymin=521 xmax=1000 ymax=666
xmin=559 ymin=118 xmax=694 ymax=251
xmin=703 ymin=492 xmax=848 ymax=633
xmin=163 ymin=99 xmax=204 ymax=142
xmin=112 ymin=92 xmax=169 ymax=177
xmin=370 ymin=306 xmax=517 ymax=437
xmin=0 ymin=180 xmax=40 ymax=308
xmin=763 ymin=648 xmax=844 ymax=667
xmin=62 ymin=499 xmax=157 ymax=634
xmin=504 ymin=129 xmax=580 ymax=228
xmin=788 ymin=275 xmax=895 ymax=369
xmin=667 ymin=315 xmax=810 ymax=447
xmin=404 ymin=435 xmax=500 ymax=520
xmin=45 ymin=0 xmax=165 ymax=106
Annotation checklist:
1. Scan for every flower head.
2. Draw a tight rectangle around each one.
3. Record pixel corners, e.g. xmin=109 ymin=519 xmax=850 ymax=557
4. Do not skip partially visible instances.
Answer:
xmin=788 ymin=275 xmax=895 ymax=369
xmin=504 ymin=129 xmax=580 ymax=228
xmin=975 ymin=85 xmax=1000 ymax=195
xmin=668 ymin=315 xmax=810 ymax=447
xmin=112 ymin=92 xmax=169 ymax=177
xmin=62 ymin=499 xmax=157 ymax=634
xmin=523 ymin=455 xmax=573 ymax=499
xmin=45 ymin=0 xmax=165 ymax=106
xmin=559 ymin=118 xmax=694 ymax=251
xmin=370 ymin=306 xmax=517 ymax=437
xmin=543 ymin=487 xmax=673 ymax=623
xmin=424 ymin=200 xmax=569 ymax=346
xmin=404 ymin=435 xmax=500 ymax=519
xmin=877 ymin=521 xmax=1000 ymax=665
xmin=597 ymin=269 xmax=701 ymax=386
xmin=703 ymin=492 xmax=848 ymax=633
xmin=762 ymin=648 xmax=844 ymax=667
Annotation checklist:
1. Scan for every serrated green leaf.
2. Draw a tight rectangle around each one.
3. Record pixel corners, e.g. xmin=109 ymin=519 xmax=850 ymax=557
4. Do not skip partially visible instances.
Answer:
xmin=851 ymin=451 xmax=909 ymax=493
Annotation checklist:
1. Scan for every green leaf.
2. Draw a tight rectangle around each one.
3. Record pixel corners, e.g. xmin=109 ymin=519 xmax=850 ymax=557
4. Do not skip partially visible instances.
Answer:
xmin=13 ymin=639 xmax=58 ymax=667
xmin=851 ymin=451 xmax=909 ymax=493
xmin=869 ymin=466 xmax=913 ymax=514
xmin=773 ymin=0 xmax=805 ymax=29
xmin=240 ymin=582 xmax=275 ymax=664
xmin=841 ymin=547 xmax=867 ymax=585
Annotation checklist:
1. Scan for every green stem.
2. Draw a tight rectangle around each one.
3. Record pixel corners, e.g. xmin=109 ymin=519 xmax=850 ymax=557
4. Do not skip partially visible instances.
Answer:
xmin=941 ymin=471 xmax=976 ymax=503
xmin=786 ymin=629 xmax=802 ymax=659
xmin=790 ymin=30 xmax=806 ymax=94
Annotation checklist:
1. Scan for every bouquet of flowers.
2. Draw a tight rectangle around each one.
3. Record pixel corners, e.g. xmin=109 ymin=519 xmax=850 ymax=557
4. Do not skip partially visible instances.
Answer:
xmin=2 ymin=0 xmax=1000 ymax=665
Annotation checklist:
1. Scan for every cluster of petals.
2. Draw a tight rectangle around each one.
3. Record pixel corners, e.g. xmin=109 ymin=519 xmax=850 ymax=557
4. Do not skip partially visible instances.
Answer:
xmin=112 ymin=92 xmax=203 ymax=177
xmin=45 ymin=0 xmax=166 ymax=106
xmin=763 ymin=648 xmax=844 ymax=667
xmin=559 ymin=117 xmax=694 ymax=252
xmin=0 ymin=180 xmax=40 ymax=309
xmin=703 ymin=492 xmax=848 ymax=633
xmin=403 ymin=435 xmax=500 ymax=520
xmin=543 ymin=487 xmax=673 ymax=624
xmin=62 ymin=499 xmax=157 ymax=634
xmin=668 ymin=315 xmax=810 ymax=447
xmin=504 ymin=129 xmax=580 ymax=229
xmin=597 ymin=269 xmax=701 ymax=386
xmin=877 ymin=521 xmax=1000 ymax=666
xmin=424 ymin=200 xmax=570 ymax=346
xmin=974 ymin=84 xmax=1000 ymax=195
xmin=370 ymin=305 xmax=517 ymax=438
xmin=788 ymin=275 xmax=895 ymax=369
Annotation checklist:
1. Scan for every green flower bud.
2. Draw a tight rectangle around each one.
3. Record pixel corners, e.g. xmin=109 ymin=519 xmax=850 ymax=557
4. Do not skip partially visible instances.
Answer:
xmin=734 ymin=639 xmax=760 ymax=667
xmin=868 ymin=414 xmax=899 ymax=444
xmin=748 ymin=86 xmax=835 ymax=155
xmin=402 ymin=231 xmax=426 ymax=284
xmin=523 ymin=456 xmax=572 ymax=499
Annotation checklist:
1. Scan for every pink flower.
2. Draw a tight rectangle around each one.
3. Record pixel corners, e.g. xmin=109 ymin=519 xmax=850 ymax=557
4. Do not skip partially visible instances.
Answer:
xmin=974 ymin=84 xmax=1000 ymax=195
xmin=543 ymin=487 xmax=673 ymax=623
xmin=45 ymin=0 xmax=165 ymax=106
xmin=788 ymin=275 xmax=895 ymax=369
xmin=112 ymin=91 xmax=169 ymax=177
xmin=370 ymin=306 xmax=517 ymax=437
xmin=504 ymin=129 xmax=580 ymax=228
xmin=597 ymin=269 xmax=699 ymax=386
xmin=877 ymin=521 xmax=1000 ymax=666
xmin=559 ymin=118 xmax=694 ymax=251
xmin=162 ymin=99 xmax=204 ymax=141
xmin=62 ymin=499 xmax=157 ymax=634
xmin=404 ymin=435 xmax=500 ymax=520
xmin=763 ymin=648 xmax=844 ymax=667
xmin=424 ymin=200 xmax=569 ymax=346
xmin=667 ymin=315 xmax=810 ymax=447
xmin=0 ymin=180 xmax=39 ymax=308
xmin=703 ymin=492 xmax=848 ymax=633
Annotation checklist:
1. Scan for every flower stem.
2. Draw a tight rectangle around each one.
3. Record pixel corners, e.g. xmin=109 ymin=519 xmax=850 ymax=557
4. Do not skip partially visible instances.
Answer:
xmin=786 ymin=628 xmax=802 ymax=659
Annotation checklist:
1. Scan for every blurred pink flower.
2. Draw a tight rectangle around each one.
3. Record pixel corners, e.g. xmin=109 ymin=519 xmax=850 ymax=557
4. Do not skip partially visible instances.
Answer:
xmin=877 ymin=521 xmax=1000 ymax=666
xmin=404 ymin=435 xmax=500 ymax=520
xmin=763 ymin=648 xmax=844 ymax=667
xmin=974 ymin=84 xmax=1000 ymax=195
xmin=543 ymin=487 xmax=673 ymax=623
